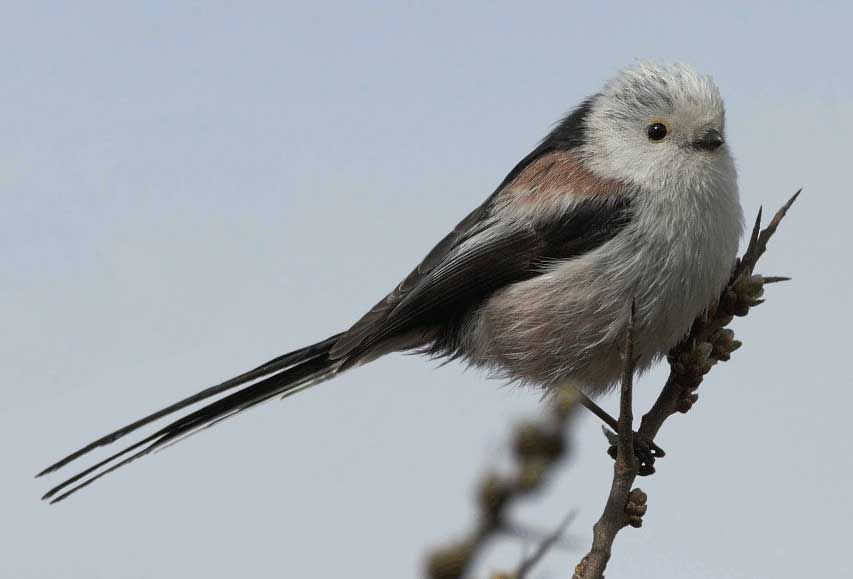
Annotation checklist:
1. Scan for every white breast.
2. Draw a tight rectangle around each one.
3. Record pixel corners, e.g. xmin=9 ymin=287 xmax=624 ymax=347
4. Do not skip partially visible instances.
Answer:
xmin=469 ymin=160 xmax=742 ymax=392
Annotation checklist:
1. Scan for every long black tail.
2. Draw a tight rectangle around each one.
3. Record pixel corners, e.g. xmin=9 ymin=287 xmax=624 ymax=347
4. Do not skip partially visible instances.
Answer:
xmin=37 ymin=334 xmax=345 ymax=503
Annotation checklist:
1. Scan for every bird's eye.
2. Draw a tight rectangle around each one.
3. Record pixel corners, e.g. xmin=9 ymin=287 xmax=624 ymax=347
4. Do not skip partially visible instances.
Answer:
xmin=646 ymin=123 xmax=668 ymax=141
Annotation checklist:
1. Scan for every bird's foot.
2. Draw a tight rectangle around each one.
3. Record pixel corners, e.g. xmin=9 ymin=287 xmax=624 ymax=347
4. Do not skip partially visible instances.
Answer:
xmin=604 ymin=428 xmax=665 ymax=476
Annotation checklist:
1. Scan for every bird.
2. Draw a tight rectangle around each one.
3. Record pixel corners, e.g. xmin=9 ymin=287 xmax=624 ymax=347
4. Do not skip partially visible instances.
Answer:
xmin=38 ymin=62 xmax=743 ymax=503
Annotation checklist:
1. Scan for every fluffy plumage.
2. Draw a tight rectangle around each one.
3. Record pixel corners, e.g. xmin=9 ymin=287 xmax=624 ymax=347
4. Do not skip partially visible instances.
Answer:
xmin=39 ymin=62 xmax=743 ymax=502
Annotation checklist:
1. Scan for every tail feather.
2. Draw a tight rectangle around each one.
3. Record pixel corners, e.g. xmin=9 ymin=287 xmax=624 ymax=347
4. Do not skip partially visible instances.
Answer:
xmin=38 ymin=335 xmax=344 ymax=502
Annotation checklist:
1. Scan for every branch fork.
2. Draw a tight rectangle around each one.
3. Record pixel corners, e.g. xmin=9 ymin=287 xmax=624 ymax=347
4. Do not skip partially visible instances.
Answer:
xmin=576 ymin=190 xmax=800 ymax=578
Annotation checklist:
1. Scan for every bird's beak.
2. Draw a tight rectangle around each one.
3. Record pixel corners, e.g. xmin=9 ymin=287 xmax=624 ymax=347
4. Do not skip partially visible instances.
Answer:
xmin=693 ymin=128 xmax=725 ymax=151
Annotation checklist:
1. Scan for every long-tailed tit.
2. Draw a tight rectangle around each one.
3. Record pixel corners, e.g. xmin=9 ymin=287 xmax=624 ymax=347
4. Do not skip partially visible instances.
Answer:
xmin=40 ymin=62 xmax=743 ymax=501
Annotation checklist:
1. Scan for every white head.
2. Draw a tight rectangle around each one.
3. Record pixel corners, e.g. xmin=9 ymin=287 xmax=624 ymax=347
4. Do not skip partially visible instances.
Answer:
xmin=579 ymin=62 xmax=736 ymax=196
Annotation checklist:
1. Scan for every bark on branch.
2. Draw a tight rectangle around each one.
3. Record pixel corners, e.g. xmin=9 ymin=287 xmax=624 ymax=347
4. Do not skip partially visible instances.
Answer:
xmin=573 ymin=303 xmax=648 ymax=578
xmin=575 ymin=190 xmax=800 ymax=578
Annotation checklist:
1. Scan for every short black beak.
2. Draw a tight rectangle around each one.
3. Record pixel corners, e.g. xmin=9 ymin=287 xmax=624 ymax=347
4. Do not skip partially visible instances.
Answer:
xmin=693 ymin=128 xmax=725 ymax=151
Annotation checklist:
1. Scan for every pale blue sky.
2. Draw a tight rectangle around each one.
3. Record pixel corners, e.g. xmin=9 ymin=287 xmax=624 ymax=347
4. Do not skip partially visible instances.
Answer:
xmin=3 ymin=2 xmax=851 ymax=578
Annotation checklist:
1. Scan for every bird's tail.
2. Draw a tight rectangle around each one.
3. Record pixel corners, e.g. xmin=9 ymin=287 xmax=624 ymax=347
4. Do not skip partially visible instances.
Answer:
xmin=37 ymin=333 xmax=346 ymax=503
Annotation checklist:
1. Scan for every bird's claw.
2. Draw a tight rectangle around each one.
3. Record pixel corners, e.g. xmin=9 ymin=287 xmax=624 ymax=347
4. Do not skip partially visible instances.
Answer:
xmin=604 ymin=427 xmax=665 ymax=476
xmin=633 ymin=436 xmax=664 ymax=476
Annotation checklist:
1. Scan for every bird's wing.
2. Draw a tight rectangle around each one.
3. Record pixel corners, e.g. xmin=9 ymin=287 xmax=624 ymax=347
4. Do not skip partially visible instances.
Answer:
xmin=331 ymin=150 xmax=633 ymax=363
xmin=328 ymin=201 xmax=493 ymax=359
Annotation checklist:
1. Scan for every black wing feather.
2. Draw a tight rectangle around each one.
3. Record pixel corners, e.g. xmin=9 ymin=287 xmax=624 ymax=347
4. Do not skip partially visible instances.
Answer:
xmin=328 ymin=203 xmax=492 ymax=359
xmin=339 ymin=197 xmax=632 ymax=362
xmin=330 ymin=97 xmax=602 ymax=362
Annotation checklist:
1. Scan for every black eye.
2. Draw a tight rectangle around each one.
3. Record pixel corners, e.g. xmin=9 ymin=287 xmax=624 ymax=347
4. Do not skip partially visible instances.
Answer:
xmin=647 ymin=123 xmax=668 ymax=141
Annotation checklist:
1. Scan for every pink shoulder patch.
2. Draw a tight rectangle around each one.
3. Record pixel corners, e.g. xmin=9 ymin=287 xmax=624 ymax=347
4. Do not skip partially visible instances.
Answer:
xmin=504 ymin=151 xmax=626 ymax=204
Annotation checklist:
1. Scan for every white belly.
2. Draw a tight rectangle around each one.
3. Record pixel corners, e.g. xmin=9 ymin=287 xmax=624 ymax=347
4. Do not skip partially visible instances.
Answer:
xmin=466 ymin=183 xmax=742 ymax=392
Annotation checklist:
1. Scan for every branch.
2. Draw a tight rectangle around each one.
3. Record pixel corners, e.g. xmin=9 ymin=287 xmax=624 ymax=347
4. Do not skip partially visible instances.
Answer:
xmin=511 ymin=511 xmax=577 ymax=579
xmin=424 ymin=389 xmax=579 ymax=579
xmin=574 ymin=303 xmax=648 ymax=579
xmin=579 ymin=190 xmax=800 ymax=577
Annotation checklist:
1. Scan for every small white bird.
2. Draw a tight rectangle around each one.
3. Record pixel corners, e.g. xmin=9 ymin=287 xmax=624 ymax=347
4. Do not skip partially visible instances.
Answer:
xmin=40 ymin=62 xmax=743 ymax=501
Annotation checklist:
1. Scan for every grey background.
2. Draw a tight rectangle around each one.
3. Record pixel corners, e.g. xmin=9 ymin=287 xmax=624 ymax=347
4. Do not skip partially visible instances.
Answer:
xmin=2 ymin=2 xmax=851 ymax=577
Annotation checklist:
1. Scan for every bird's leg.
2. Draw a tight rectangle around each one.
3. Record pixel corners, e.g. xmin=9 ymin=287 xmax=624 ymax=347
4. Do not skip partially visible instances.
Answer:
xmin=576 ymin=392 xmax=664 ymax=476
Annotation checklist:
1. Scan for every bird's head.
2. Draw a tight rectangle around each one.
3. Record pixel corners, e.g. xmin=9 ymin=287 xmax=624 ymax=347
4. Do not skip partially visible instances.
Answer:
xmin=577 ymin=62 xmax=735 ymax=195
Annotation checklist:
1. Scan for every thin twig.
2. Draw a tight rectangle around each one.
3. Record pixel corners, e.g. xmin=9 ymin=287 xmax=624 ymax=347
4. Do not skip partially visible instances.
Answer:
xmin=500 ymin=522 xmax=577 ymax=551
xmin=574 ymin=302 xmax=646 ymax=579
xmin=513 ymin=511 xmax=577 ymax=579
